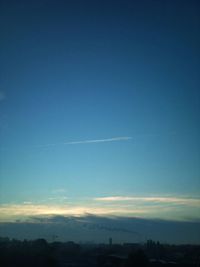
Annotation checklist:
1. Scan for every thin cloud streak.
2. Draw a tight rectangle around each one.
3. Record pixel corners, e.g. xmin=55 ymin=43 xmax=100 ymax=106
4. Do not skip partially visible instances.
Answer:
xmin=64 ymin=136 xmax=132 ymax=145
xmin=94 ymin=196 xmax=200 ymax=207
xmin=37 ymin=136 xmax=132 ymax=148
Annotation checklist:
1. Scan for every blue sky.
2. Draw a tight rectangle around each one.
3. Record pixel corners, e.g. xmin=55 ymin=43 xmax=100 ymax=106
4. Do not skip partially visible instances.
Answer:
xmin=0 ymin=0 xmax=200 ymax=226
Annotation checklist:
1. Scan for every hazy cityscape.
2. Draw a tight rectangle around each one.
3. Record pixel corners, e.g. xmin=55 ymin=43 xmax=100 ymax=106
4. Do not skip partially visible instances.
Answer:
xmin=0 ymin=236 xmax=200 ymax=266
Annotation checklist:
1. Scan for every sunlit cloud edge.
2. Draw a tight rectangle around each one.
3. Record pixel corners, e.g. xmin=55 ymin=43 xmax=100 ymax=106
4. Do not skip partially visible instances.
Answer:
xmin=1 ymin=194 xmax=200 ymax=223
xmin=94 ymin=196 xmax=200 ymax=207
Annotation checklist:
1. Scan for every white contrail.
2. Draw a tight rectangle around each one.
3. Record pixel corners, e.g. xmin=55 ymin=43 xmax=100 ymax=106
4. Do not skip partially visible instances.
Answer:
xmin=37 ymin=137 xmax=132 ymax=148
xmin=63 ymin=136 xmax=132 ymax=145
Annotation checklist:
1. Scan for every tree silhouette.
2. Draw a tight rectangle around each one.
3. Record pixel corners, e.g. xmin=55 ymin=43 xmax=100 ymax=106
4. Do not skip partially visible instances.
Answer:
xmin=126 ymin=249 xmax=149 ymax=267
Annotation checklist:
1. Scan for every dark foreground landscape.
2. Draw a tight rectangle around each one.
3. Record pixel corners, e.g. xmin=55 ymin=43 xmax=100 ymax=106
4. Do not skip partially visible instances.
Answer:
xmin=0 ymin=237 xmax=199 ymax=267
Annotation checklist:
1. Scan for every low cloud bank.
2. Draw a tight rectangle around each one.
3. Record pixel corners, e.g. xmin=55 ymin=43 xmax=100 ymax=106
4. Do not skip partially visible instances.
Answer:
xmin=0 ymin=215 xmax=199 ymax=244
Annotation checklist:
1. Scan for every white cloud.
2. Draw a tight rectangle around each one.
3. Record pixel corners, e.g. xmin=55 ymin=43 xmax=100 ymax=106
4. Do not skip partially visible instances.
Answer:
xmin=64 ymin=136 xmax=132 ymax=145
xmin=0 ymin=203 xmax=148 ymax=222
xmin=37 ymin=136 xmax=132 ymax=148
xmin=1 ymin=195 xmax=199 ymax=222
xmin=94 ymin=196 xmax=200 ymax=207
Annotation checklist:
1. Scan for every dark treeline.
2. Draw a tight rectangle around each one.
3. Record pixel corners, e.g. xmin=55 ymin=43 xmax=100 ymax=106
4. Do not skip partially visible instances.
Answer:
xmin=0 ymin=237 xmax=199 ymax=267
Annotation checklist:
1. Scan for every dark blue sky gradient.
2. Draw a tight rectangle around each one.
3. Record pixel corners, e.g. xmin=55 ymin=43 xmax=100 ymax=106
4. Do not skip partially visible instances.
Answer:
xmin=0 ymin=0 xmax=200 ymax=222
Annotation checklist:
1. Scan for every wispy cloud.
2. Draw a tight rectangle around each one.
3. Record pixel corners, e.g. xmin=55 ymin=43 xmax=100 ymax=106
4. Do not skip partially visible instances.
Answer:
xmin=0 ymin=203 xmax=147 ymax=222
xmin=52 ymin=188 xmax=67 ymax=194
xmin=37 ymin=136 xmax=132 ymax=148
xmin=94 ymin=196 xmax=200 ymax=207
xmin=1 ymin=194 xmax=200 ymax=222
xmin=63 ymin=136 xmax=132 ymax=145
